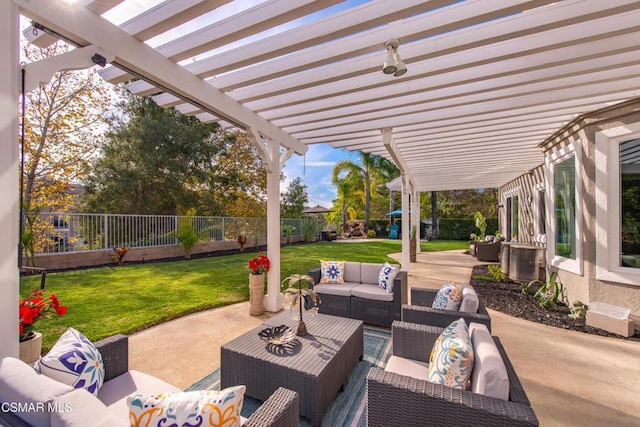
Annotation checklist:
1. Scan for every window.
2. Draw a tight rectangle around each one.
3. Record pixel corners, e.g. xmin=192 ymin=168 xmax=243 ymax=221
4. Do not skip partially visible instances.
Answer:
xmin=545 ymin=143 xmax=583 ymax=275
xmin=620 ymin=139 xmax=640 ymax=269
xmin=596 ymin=126 xmax=640 ymax=285
xmin=504 ymin=191 xmax=519 ymax=241
xmin=534 ymin=184 xmax=546 ymax=238
xmin=554 ymin=156 xmax=576 ymax=259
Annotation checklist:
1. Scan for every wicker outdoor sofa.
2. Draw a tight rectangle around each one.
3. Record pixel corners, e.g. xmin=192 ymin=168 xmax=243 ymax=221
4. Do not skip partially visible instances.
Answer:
xmin=309 ymin=261 xmax=408 ymax=328
xmin=0 ymin=334 xmax=299 ymax=427
xmin=404 ymin=286 xmax=492 ymax=331
xmin=366 ymin=321 xmax=539 ymax=426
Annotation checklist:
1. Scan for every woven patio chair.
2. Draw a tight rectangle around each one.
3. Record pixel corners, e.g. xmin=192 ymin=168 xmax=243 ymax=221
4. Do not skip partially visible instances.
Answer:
xmin=366 ymin=321 xmax=538 ymax=426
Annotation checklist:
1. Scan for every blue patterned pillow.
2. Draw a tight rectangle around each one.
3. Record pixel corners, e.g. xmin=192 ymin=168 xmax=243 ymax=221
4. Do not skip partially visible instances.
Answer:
xmin=35 ymin=327 xmax=104 ymax=395
xmin=428 ymin=318 xmax=474 ymax=389
xmin=432 ymin=283 xmax=462 ymax=310
xmin=378 ymin=262 xmax=399 ymax=293
xmin=320 ymin=260 xmax=345 ymax=284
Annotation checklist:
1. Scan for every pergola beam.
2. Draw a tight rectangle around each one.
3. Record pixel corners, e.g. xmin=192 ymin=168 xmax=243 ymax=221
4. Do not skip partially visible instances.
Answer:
xmin=15 ymin=0 xmax=307 ymax=157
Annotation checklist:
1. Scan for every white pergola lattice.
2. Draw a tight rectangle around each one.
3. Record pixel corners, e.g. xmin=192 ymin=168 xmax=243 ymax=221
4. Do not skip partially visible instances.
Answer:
xmin=3 ymin=0 xmax=640 ymax=356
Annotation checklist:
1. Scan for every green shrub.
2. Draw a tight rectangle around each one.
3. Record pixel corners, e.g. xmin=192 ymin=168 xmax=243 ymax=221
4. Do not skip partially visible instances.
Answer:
xmin=487 ymin=264 xmax=507 ymax=282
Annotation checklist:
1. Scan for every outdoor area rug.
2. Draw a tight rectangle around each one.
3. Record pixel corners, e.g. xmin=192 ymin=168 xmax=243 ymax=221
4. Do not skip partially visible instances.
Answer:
xmin=187 ymin=327 xmax=392 ymax=426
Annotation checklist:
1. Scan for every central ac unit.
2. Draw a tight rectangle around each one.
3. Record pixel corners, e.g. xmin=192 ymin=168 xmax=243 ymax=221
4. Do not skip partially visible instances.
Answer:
xmin=509 ymin=245 xmax=541 ymax=282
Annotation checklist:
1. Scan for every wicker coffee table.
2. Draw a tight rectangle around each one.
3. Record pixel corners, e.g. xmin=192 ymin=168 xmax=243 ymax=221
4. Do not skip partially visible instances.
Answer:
xmin=221 ymin=311 xmax=364 ymax=426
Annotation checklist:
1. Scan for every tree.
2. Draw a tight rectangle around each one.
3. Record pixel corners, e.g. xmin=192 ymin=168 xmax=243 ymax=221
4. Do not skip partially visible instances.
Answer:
xmin=82 ymin=93 xmax=266 ymax=216
xmin=280 ymin=177 xmax=308 ymax=218
xmin=20 ymin=41 xmax=112 ymax=210
xmin=332 ymin=151 xmax=399 ymax=232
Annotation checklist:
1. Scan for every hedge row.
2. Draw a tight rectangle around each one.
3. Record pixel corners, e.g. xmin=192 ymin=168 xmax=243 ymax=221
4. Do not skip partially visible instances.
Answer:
xmin=367 ymin=218 xmax=498 ymax=240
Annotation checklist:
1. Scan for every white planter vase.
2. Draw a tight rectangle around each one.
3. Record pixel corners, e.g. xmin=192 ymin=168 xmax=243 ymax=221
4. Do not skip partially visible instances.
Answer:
xmin=19 ymin=331 xmax=43 ymax=364
xmin=249 ymin=273 xmax=265 ymax=316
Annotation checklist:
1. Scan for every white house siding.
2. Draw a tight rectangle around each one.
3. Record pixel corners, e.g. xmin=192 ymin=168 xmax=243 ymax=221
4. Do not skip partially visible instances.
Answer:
xmin=502 ymin=98 xmax=640 ymax=328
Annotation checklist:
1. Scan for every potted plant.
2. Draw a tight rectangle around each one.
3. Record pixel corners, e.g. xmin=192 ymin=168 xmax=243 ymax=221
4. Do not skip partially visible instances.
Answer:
xmin=282 ymin=225 xmax=295 ymax=245
xmin=410 ymin=225 xmax=417 ymax=262
xmin=281 ymin=274 xmax=321 ymax=336
xmin=19 ymin=288 xmax=67 ymax=363
xmin=248 ymin=253 xmax=270 ymax=316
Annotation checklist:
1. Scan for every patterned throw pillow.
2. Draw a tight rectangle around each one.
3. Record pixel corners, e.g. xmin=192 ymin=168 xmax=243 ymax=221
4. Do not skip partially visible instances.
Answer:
xmin=431 ymin=282 xmax=462 ymax=310
xmin=378 ymin=262 xmax=399 ymax=293
xmin=35 ymin=327 xmax=104 ymax=395
xmin=320 ymin=260 xmax=345 ymax=284
xmin=428 ymin=318 xmax=474 ymax=389
xmin=128 ymin=386 xmax=245 ymax=427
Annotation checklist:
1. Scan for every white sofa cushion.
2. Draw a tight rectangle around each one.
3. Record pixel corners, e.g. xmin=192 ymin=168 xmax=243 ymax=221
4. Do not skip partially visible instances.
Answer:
xmin=50 ymin=388 xmax=126 ymax=427
xmin=351 ymin=284 xmax=394 ymax=302
xmin=35 ymin=327 xmax=104 ymax=396
xmin=97 ymin=370 xmax=181 ymax=419
xmin=459 ymin=285 xmax=480 ymax=313
xmin=313 ymin=282 xmax=360 ymax=297
xmin=343 ymin=261 xmax=362 ymax=283
xmin=0 ymin=357 xmax=74 ymax=427
xmin=470 ymin=323 xmax=509 ymax=400
xmin=360 ymin=263 xmax=383 ymax=285
xmin=385 ymin=355 xmax=429 ymax=381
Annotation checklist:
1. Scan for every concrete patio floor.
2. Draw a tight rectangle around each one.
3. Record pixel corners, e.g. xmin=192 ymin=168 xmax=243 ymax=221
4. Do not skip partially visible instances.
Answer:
xmin=129 ymin=247 xmax=640 ymax=426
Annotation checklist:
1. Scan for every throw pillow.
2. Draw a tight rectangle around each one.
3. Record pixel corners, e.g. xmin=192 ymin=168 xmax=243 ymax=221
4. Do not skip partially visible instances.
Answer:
xmin=35 ymin=327 xmax=104 ymax=395
xmin=320 ymin=260 xmax=345 ymax=284
xmin=128 ymin=386 xmax=246 ymax=427
xmin=378 ymin=262 xmax=399 ymax=293
xmin=431 ymin=282 xmax=462 ymax=310
xmin=428 ymin=318 xmax=474 ymax=389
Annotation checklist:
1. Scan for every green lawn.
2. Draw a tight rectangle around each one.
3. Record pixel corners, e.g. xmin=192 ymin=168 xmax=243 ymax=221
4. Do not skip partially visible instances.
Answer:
xmin=20 ymin=239 xmax=467 ymax=350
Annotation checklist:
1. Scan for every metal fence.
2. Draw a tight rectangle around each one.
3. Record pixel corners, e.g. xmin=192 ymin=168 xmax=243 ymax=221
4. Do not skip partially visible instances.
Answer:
xmin=30 ymin=212 xmax=316 ymax=254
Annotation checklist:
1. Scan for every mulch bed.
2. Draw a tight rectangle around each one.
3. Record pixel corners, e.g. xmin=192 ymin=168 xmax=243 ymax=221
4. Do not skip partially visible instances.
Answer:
xmin=470 ymin=265 xmax=640 ymax=342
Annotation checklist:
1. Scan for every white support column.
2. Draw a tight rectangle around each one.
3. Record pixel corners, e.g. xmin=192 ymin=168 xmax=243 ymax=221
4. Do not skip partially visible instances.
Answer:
xmin=264 ymin=139 xmax=282 ymax=312
xmin=400 ymin=175 xmax=411 ymax=271
xmin=0 ymin=1 xmax=19 ymax=358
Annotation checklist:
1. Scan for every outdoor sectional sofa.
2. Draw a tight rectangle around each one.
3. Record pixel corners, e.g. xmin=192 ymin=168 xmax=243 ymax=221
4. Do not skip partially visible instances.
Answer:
xmin=309 ymin=261 xmax=408 ymax=328
xmin=0 ymin=334 xmax=299 ymax=427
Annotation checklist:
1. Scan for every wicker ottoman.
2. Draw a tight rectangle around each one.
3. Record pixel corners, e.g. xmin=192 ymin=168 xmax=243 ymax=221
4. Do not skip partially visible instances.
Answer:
xmin=221 ymin=312 xmax=363 ymax=426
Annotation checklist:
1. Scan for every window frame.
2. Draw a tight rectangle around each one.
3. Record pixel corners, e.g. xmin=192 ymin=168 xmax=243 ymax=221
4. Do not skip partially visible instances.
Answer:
xmin=544 ymin=142 xmax=583 ymax=276
xmin=595 ymin=124 xmax=640 ymax=285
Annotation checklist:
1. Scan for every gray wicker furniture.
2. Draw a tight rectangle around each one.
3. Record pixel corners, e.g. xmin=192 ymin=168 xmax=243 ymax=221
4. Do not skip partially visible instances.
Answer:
xmin=475 ymin=240 xmax=502 ymax=261
xmin=221 ymin=311 xmax=363 ymax=426
xmin=404 ymin=287 xmax=492 ymax=331
xmin=0 ymin=334 xmax=299 ymax=427
xmin=308 ymin=262 xmax=408 ymax=327
xmin=366 ymin=321 xmax=538 ymax=426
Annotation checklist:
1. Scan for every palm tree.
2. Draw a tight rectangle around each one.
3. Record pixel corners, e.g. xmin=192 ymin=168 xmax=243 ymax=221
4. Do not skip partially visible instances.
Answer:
xmin=332 ymin=151 xmax=399 ymax=232
xmin=332 ymin=176 xmax=353 ymax=234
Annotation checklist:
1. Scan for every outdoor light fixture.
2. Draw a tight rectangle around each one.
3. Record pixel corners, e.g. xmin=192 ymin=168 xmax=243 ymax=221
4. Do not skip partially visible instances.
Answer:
xmin=91 ymin=53 xmax=107 ymax=67
xmin=382 ymin=38 xmax=407 ymax=77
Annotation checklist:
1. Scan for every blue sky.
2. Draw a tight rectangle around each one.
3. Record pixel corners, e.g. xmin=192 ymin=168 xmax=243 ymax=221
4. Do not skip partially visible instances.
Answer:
xmin=281 ymin=144 xmax=360 ymax=209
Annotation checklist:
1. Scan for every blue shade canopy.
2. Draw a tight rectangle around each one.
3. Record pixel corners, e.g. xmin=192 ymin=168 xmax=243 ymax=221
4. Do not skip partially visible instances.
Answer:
xmin=385 ymin=210 xmax=405 ymax=217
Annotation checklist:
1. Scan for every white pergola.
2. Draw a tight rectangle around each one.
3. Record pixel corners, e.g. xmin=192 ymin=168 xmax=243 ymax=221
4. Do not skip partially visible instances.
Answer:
xmin=3 ymin=0 xmax=640 ymax=357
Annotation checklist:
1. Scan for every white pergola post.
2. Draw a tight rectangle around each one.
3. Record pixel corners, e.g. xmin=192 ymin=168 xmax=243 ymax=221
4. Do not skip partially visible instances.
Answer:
xmin=400 ymin=175 xmax=411 ymax=271
xmin=0 ymin=1 xmax=19 ymax=358
xmin=264 ymin=139 xmax=282 ymax=312
xmin=249 ymin=129 xmax=295 ymax=312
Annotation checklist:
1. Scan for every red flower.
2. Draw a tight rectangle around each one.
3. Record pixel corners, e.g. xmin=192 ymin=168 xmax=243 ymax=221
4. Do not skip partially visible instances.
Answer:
xmin=19 ymin=289 xmax=67 ymax=341
xmin=248 ymin=253 xmax=270 ymax=275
